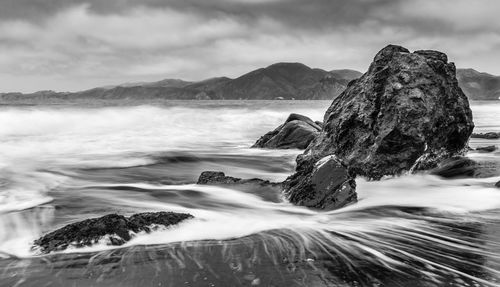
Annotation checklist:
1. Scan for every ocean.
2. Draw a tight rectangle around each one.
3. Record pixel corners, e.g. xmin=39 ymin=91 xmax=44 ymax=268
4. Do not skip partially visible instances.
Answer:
xmin=1 ymin=100 xmax=500 ymax=286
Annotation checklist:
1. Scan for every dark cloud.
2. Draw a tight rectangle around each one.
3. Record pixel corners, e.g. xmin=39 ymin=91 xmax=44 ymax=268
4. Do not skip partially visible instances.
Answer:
xmin=0 ymin=0 xmax=499 ymax=92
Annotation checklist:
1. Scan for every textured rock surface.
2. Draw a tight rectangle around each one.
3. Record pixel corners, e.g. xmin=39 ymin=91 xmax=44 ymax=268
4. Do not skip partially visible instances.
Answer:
xmin=252 ymin=113 xmax=321 ymax=149
xmin=283 ymin=155 xmax=356 ymax=210
xmin=33 ymin=212 xmax=193 ymax=254
xmin=197 ymin=171 xmax=282 ymax=202
xmin=197 ymin=171 xmax=277 ymax=186
xmin=301 ymin=45 xmax=474 ymax=179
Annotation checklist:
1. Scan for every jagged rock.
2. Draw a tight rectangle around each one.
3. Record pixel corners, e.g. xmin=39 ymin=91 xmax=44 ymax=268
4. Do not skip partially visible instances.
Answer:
xmin=197 ymin=171 xmax=278 ymax=186
xmin=476 ymin=145 xmax=497 ymax=152
xmin=471 ymin=132 xmax=500 ymax=139
xmin=33 ymin=212 xmax=193 ymax=254
xmin=252 ymin=113 xmax=321 ymax=149
xmin=283 ymin=155 xmax=356 ymax=210
xmin=197 ymin=171 xmax=282 ymax=202
xmin=430 ymin=156 xmax=477 ymax=178
xmin=300 ymin=45 xmax=474 ymax=179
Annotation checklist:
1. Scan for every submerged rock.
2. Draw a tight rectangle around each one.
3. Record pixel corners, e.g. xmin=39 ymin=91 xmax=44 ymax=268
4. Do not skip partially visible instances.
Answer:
xmin=430 ymin=156 xmax=477 ymax=178
xmin=471 ymin=132 xmax=500 ymax=139
xmin=197 ymin=171 xmax=282 ymax=202
xmin=300 ymin=45 xmax=474 ymax=179
xmin=283 ymin=155 xmax=356 ymax=210
xmin=197 ymin=171 xmax=278 ymax=186
xmin=252 ymin=113 xmax=321 ymax=149
xmin=33 ymin=212 xmax=193 ymax=254
xmin=476 ymin=145 xmax=497 ymax=152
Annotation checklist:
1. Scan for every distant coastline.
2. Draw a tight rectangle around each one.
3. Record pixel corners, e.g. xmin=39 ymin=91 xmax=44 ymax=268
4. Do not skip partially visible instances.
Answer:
xmin=1 ymin=64 xmax=499 ymax=103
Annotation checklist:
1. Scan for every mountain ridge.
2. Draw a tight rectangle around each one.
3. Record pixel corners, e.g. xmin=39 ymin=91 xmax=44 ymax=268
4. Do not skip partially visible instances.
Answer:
xmin=0 ymin=64 xmax=498 ymax=103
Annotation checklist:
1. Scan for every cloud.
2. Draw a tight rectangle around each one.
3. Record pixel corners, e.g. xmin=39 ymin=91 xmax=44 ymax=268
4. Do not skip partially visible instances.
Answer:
xmin=0 ymin=0 xmax=499 ymax=92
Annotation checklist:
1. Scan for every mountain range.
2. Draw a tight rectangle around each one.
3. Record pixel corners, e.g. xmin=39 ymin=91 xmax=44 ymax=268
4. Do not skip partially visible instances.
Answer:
xmin=0 ymin=64 xmax=498 ymax=103
xmin=456 ymin=69 xmax=500 ymax=101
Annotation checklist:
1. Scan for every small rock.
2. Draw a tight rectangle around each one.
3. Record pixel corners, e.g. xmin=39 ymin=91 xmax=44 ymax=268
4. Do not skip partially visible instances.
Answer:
xmin=495 ymin=181 xmax=500 ymax=188
xmin=471 ymin=132 xmax=500 ymax=139
xmin=252 ymin=113 xmax=321 ymax=149
xmin=197 ymin=171 xmax=241 ymax=184
xmin=33 ymin=212 xmax=193 ymax=254
xmin=476 ymin=145 xmax=497 ymax=152
xmin=283 ymin=155 xmax=357 ymax=210
xmin=197 ymin=171 xmax=276 ymax=186
xmin=430 ymin=156 xmax=476 ymax=178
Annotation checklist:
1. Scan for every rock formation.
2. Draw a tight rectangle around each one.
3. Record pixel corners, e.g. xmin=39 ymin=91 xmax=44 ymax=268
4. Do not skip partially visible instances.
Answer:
xmin=299 ymin=45 xmax=474 ymax=179
xmin=197 ymin=171 xmax=278 ymax=186
xmin=252 ymin=113 xmax=321 ymax=149
xmin=283 ymin=155 xmax=356 ymax=210
xmin=33 ymin=212 xmax=193 ymax=254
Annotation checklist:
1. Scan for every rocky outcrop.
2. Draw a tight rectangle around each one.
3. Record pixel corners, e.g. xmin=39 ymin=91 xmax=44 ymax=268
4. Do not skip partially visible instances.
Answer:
xmin=197 ymin=171 xmax=278 ymax=186
xmin=299 ymin=45 xmax=474 ymax=179
xmin=471 ymin=132 xmax=500 ymax=139
xmin=430 ymin=156 xmax=477 ymax=178
xmin=283 ymin=155 xmax=356 ymax=210
xmin=197 ymin=171 xmax=283 ymax=202
xmin=252 ymin=113 xmax=321 ymax=149
xmin=33 ymin=212 xmax=193 ymax=254
xmin=476 ymin=145 xmax=497 ymax=152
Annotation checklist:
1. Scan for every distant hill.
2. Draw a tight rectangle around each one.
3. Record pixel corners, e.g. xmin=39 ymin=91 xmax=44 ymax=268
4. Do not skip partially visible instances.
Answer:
xmin=1 ymin=65 xmax=498 ymax=103
xmin=210 ymin=63 xmax=352 ymax=100
xmin=456 ymin=68 xmax=500 ymax=101
xmin=329 ymin=69 xmax=363 ymax=81
xmin=0 ymin=63 xmax=357 ymax=103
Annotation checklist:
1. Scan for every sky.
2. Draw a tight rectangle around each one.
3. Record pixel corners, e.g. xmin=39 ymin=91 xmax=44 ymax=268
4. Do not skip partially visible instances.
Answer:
xmin=0 ymin=0 xmax=499 ymax=93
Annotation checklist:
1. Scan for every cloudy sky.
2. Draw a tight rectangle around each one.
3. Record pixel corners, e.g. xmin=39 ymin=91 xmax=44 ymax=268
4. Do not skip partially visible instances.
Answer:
xmin=0 ymin=0 xmax=499 ymax=93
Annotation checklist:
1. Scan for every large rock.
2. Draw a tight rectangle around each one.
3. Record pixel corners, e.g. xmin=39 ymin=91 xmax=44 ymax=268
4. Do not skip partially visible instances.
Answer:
xmin=33 ymin=212 xmax=193 ymax=254
xmin=252 ymin=113 xmax=321 ymax=149
xmin=283 ymin=155 xmax=356 ymax=210
xmin=301 ymin=45 xmax=474 ymax=179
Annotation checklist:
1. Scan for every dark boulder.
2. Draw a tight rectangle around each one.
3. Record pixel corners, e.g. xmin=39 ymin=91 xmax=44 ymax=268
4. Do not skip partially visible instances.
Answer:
xmin=300 ymin=45 xmax=474 ymax=179
xmin=33 ymin=212 xmax=193 ymax=254
xmin=252 ymin=113 xmax=321 ymax=149
xmin=283 ymin=155 xmax=356 ymax=210
xmin=496 ymin=181 xmax=500 ymax=188
xmin=476 ymin=145 xmax=497 ymax=152
xmin=198 ymin=171 xmax=242 ymax=184
xmin=430 ymin=156 xmax=477 ymax=178
xmin=471 ymin=132 xmax=500 ymax=139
